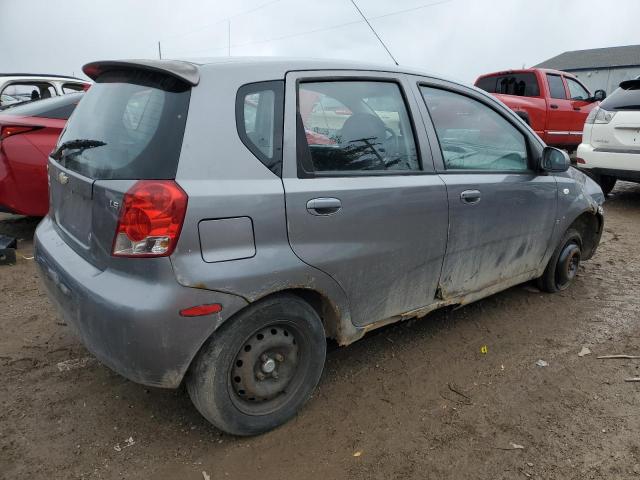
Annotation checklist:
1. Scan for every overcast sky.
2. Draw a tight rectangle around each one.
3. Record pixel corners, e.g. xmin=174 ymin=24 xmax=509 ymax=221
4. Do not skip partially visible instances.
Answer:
xmin=2 ymin=0 xmax=640 ymax=83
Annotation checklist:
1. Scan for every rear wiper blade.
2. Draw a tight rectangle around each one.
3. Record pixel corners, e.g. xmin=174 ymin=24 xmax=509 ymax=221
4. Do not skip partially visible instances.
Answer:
xmin=51 ymin=139 xmax=106 ymax=160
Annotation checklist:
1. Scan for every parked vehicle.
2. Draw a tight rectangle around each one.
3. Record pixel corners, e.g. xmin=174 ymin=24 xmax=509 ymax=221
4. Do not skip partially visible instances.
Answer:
xmin=0 ymin=74 xmax=89 ymax=109
xmin=35 ymin=58 xmax=605 ymax=436
xmin=475 ymin=68 xmax=606 ymax=150
xmin=0 ymin=92 xmax=83 ymax=216
xmin=576 ymin=78 xmax=640 ymax=194
xmin=1 ymin=94 xmax=21 ymax=106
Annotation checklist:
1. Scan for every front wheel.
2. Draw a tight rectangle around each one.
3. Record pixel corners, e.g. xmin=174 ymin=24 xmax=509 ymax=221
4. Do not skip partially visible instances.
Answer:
xmin=597 ymin=175 xmax=617 ymax=196
xmin=538 ymin=229 xmax=582 ymax=293
xmin=186 ymin=295 xmax=326 ymax=436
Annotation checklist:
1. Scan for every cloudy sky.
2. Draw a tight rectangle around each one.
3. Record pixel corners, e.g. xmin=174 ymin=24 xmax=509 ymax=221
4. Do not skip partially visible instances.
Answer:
xmin=2 ymin=0 xmax=640 ymax=83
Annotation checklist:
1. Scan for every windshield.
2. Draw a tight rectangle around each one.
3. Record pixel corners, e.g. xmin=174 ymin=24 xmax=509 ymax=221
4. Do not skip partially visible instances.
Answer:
xmin=55 ymin=69 xmax=191 ymax=180
xmin=601 ymin=80 xmax=640 ymax=111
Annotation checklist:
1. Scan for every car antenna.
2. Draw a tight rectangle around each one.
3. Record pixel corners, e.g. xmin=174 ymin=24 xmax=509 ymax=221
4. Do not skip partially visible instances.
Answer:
xmin=349 ymin=0 xmax=399 ymax=66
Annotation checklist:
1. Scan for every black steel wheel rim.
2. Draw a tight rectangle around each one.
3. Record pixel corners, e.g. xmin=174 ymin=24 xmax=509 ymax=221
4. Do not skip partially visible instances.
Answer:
xmin=229 ymin=322 xmax=308 ymax=416
xmin=556 ymin=242 xmax=581 ymax=289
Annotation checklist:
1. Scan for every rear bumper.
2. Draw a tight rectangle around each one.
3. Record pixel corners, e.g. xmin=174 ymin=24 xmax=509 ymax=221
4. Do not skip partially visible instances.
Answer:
xmin=576 ymin=143 xmax=640 ymax=182
xmin=34 ymin=217 xmax=248 ymax=388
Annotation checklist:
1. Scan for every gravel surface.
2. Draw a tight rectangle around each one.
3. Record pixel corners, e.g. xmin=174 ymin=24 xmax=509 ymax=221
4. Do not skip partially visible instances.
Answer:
xmin=1 ymin=182 xmax=639 ymax=480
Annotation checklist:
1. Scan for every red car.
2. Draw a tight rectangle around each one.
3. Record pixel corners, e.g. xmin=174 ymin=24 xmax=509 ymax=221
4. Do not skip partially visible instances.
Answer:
xmin=475 ymin=68 xmax=606 ymax=150
xmin=0 ymin=93 xmax=82 ymax=216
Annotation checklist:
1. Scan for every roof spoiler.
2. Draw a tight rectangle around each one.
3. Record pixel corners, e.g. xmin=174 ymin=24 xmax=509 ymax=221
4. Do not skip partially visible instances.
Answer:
xmin=619 ymin=79 xmax=640 ymax=90
xmin=82 ymin=59 xmax=200 ymax=86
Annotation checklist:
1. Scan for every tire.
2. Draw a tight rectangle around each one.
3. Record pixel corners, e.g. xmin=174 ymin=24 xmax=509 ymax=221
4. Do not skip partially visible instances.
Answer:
xmin=538 ymin=229 xmax=582 ymax=293
xmin=186 ymin=294 xmax=326 ymax=436
xmin=597 ymin=175 xmax=617 ymax=196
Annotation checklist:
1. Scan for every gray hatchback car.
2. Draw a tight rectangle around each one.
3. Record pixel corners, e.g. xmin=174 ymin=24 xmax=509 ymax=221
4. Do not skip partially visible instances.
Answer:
xmin=35 ymin=57 xmax=604 ymax=435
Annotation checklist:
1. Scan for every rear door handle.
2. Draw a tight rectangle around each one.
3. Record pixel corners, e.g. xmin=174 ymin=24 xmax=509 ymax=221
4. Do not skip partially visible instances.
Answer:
xmin=550 ymin=104 xmax=559 ymax=109
xmin=573 ymin=107 xmax=581 ymax=111
xmin=460 ymin=189 xmax=481 ymax=204
xmin=306 ymin=197 xmax=342 ymax=216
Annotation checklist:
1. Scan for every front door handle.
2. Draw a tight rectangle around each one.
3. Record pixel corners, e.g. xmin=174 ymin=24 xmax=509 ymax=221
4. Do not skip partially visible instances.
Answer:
xmin=460 ymin=189 xmax=481 ymax=204
xmin=306 ymin=197 xmax=342 ymax=216
xmin=550 ymin=104 xmax=559 ymax=109
xmin=573 ymin=107 xmax=581 ymax=111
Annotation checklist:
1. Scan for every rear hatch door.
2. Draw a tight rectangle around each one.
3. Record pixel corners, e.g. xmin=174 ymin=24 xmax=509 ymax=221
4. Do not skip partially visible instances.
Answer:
xmin=49 ymin=67 xmax=192 ymax=269
xmin=594 ymin=79 xmax=640 ymax=151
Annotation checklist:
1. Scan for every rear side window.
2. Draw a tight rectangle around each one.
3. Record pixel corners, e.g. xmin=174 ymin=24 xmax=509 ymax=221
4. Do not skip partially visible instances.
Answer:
xmin=236 ymin=81 xmax=284 ymax=176
xmin=297 ymin=80 xmax=419 ymax=174
xmin=55 ymin=69 xmax=190 ymax=180
xmin=601 ymin=80 xmax=640 ymax=111
xmin=546 ymin=74 xmax=566 ymax=99
xmin=3 ymin=92 xmax=82 ymax=119
xmin=1 ymin=82 xmax=56 ymax=103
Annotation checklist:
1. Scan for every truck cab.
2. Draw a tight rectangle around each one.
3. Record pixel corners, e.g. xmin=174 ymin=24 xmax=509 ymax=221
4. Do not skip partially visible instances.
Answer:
xmin=475 ymin=68 xmax=604 ymax=151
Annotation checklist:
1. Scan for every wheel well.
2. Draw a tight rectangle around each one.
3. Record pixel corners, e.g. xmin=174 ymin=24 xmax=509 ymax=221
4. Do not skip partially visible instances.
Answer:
xmin=253 ymin=289 xmax=343 ymax=342
xmin=568 ymin=212 xmax=602 ymax=260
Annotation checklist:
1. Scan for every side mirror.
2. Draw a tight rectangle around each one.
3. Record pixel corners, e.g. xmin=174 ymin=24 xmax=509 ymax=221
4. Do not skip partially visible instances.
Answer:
xmin=540 ymin=146 xmax=570 ymax=173
xmin=591 ymin=89 xmax=606 ymax=102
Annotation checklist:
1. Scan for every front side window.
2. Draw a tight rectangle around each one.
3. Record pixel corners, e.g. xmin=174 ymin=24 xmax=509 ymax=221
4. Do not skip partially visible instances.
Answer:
xmin=566 ymin=78 xmax=590 ymax=101
xmin=236 ymin=81 xmax=283 ymax=175
xmin=298 ymin=81 xmax=419 ymax=173
xmin=546 ymin=74 xmax=567 ymax=99
xmin=421 ymin=86 xmax=528 ymax=171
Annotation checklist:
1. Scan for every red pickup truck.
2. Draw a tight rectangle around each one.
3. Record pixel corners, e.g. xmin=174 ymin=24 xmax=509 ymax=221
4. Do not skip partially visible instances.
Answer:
xmin=475 ymin=68 xmax=606 ymax=150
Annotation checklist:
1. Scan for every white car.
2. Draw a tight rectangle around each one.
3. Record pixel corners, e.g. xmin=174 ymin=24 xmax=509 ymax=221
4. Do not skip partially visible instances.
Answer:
xmin=577 ymin=78 xmax=640 ymax=194
xmin=0 ymin=73 xmax=90 ymax=108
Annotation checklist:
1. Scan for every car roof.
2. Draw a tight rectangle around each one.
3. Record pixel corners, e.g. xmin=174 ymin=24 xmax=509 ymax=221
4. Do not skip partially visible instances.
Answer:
xmin=190 ymin=56 xmax=461 ymax=80
xmin=476 ymin=67 xmax=576 ymax=79
xmin=83 ymin=56 xmax=467 ymax=88
xmin=0 ymin=72 xmax=88 ymax=83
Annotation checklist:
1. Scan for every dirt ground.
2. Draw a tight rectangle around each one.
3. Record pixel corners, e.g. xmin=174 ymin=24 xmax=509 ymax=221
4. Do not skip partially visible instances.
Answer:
xmin=1 ymin=182 xmax=640 ymax=480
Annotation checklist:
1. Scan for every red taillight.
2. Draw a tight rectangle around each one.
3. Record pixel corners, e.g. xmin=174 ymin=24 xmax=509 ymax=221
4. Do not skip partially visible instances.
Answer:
xmin=576 ymin=157 xmax=586 ymax=164
xmin=0 ymin=125 xmax=41 ymax=141
xmin=179 ymin=303 xmax=223 ymax=317
xmin=112 ymin=180 xmax=188 ymax=257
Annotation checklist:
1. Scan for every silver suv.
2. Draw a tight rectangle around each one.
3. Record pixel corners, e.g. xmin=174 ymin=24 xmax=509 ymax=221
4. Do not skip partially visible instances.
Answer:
xmin=35 ymin=58 xmax=604 ymax=435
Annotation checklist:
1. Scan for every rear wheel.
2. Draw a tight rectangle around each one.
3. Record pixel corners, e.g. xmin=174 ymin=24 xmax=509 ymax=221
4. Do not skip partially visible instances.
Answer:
xmin=186 ymin=295 xmax=326 ymax=436
xmin=597 ymin=174 xmax=617 ymax=196
xmin=538 ymin=229 xmax=582 ymax=293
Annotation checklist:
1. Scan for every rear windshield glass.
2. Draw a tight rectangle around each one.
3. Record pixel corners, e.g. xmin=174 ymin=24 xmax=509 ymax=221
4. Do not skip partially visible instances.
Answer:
xmin=55 ymin=69 xmax=190 ymax=180
xmin=2 ymin=92 xmax=82 ymax=119
xmin=475 ymin=73 xmax=540 ymax=97
xmin=601 ymin=80 xmax=640 ymax=111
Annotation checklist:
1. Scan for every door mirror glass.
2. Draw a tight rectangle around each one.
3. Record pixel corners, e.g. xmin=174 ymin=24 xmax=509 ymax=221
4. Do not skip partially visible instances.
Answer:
xmin=541 ymin=146 xmax=570 ymax=172
xmin=592 ymin=89 xmax=607 ymax=102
